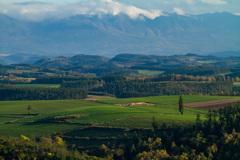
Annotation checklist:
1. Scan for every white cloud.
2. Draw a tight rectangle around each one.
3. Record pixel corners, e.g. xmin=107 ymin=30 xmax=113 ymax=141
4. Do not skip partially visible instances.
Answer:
xmin=0 ymin=0 xmax=164 ymax=21
xmin=173 ymin=8 xmax=185 ymax=15
xmin=200 ymin=0 xmax=227 ymax=5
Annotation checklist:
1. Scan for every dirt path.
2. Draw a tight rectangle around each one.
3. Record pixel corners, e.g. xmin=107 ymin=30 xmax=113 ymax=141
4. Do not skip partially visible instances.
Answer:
xmin=184 ymin=98 xmax=240 ymax=110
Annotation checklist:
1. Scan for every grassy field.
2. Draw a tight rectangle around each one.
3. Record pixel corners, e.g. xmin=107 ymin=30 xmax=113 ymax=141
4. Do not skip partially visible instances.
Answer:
xmin=234 ymin=82 xmax=240 ymax=86
xmin=0 ymin=95 xmax=239 ymax=147
xmin=99 ymin=117 xmax=194 ymax=129
xmin=138 ymin=70 xmax=164 ymax=76
xmin=12 ymin=84 xmax=61 ymax=88
xmin=98 ymin=95 xmax=240 ymax=105
xmin=0 ymin=123 xmax=84 ymax=137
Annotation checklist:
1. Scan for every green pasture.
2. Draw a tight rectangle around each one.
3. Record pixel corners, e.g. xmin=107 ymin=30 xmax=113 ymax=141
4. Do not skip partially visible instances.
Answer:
xmin=0 ymin=95 xmax=239 ymax=138
xmin=12 ymin=84 xmax=61 ymax=88
xmin=0 ymin=114 xmax=30 ymax=123
xmin=0 ymin=123 xmax=84 ymax=137
xmin=98 ymin=95 xmax=240 ymax=105
xmin=99 ymin=117 xmax=194 ymax=129
xmin=234 ymin=82 xmax=240 ymax=86
xmin=138 ymin=70 xmax=164 ymax=76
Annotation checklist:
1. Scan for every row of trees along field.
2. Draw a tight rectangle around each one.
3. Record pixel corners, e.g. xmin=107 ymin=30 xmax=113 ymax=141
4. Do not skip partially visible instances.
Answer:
xmin=0 ymin=74 xmax=237 ymax=100
xmin=1 ymin=102 xmax=240 ymax=159
xmin=32 ymin=74 xmax=240 ymax=85
xmin=0 ymin=84 xmax=87 ymax=100
xmin=0 ymin=64 xmax=140 ymax=78
xmin=29 ymin=75 xmax=235 ymax=98
xmin=145 ymin=74 xmax=238 ymax=82
xmin=92 ymin=80 xmax=233 ymax=98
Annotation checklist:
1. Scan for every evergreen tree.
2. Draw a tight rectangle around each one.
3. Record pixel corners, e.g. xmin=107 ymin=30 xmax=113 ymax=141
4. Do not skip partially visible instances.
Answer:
xmin=179 ymin=95 xmax=184 ymax=115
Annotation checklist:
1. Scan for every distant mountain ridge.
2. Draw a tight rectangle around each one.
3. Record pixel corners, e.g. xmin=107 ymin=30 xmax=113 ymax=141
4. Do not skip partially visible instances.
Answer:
xmin=0 ymin=12 xmax=240 ymax=56
xmin=34 ymin=54 xmax=110 ymax=66
xmin=31 ymin=53 xmax=240 ymax=68
xmin=0 ymin=52 xmax=239 ymax=66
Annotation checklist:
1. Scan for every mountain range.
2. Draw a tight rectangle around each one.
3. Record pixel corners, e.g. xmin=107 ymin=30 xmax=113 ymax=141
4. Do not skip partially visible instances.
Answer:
xmin=33 ymin=53 xmax=240 ymax=68
xmin=0 ymin=12 xmax=240 ymax=57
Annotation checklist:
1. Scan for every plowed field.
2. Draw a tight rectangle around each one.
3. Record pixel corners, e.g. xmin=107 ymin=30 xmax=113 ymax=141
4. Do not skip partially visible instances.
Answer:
xmin=184 ymin=98 xmax=240 ymax=110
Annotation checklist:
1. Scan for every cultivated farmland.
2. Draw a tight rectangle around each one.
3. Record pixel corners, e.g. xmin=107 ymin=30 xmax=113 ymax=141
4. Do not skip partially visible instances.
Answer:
xmin=0 ymin=95 xmax=239 ymax=148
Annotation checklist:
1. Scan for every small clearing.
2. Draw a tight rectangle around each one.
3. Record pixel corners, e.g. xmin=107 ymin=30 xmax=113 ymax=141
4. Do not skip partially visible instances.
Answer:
xmin=184 ymin=98 xmax=240 ymax=110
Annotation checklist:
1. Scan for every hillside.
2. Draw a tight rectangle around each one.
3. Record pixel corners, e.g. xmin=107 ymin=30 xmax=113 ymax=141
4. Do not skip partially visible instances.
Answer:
xmin=34 ymin=54 xmax=110 ymax=66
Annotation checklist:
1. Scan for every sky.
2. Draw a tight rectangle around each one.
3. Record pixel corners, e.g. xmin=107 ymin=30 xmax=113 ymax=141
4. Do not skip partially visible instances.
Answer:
xmin=0 ymin=0 xmax=239 ymax=21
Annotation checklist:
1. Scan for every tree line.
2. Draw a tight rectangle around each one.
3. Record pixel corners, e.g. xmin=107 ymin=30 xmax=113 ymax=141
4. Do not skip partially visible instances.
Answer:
xmin=92 ymin=80 xmax=233 ymax=98
xmin=0 ymin=85 xmax=87 ymax=101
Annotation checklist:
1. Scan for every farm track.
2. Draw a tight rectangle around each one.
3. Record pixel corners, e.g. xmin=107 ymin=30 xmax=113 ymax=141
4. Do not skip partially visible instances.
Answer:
xmin=184 ymin=98 xmax=240 ymax=110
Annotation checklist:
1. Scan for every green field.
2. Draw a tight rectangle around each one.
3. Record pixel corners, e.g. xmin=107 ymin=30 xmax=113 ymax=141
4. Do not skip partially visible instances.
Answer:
xmin=0 ymin=95 xmax=238 ymax=147
xmin=98 ymin=95 xmax=239 ymax=106
xmin=0 ymin=123 xmax=84 ymax=137
xmin=138 ymin=70 xmax=165 ymax=76
xmin=12 ymin=84 xmax=61 ymax=88
xmin=234 ymin=82 xmax=240 ymax=86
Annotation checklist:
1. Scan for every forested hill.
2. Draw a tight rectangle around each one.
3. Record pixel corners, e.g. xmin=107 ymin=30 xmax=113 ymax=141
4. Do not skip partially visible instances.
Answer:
xmin=33 ymin=53 xmax=240 ymax=67
xmin=34 ymin=54 xmax=110 ymax=67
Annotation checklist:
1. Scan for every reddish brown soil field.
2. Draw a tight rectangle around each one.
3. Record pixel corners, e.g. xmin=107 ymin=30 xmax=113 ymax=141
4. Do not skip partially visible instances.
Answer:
xmin=184 ymin=99 xmax=240 ymax=110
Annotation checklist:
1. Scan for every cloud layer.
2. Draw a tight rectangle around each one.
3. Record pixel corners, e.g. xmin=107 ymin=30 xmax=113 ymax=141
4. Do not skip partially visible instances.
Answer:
xmin=201 ymin=0 xmax=227 ymax=5
xmin=0 ymin=0 xmax=237 ymax=21
xmin=0 ymin=0 xmax=164 ymax=21
xmin=173 ymin=8 xmax=185 ymax=15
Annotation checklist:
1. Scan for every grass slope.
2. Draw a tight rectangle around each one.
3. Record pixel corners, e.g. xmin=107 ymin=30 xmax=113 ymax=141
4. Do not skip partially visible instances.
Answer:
xmin=0 ymin=123 xmax=84 ymax=137
xmin=0 ymin=95 xmax=238 ymax=137
xmin=138 ymin=70 xmax=164 ymax=76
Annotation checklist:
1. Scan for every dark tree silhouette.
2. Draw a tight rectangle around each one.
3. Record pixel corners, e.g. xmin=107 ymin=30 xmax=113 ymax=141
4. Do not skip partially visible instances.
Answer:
xmin=179 ymin=95 xmax=184 ymax=115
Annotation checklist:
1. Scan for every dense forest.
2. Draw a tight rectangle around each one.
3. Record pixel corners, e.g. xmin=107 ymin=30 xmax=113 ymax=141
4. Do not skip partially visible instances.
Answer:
xmin=0 ymin=85 xmax=87 ymax=100
xmin=163 ymin=66 xmax=230 ymax=76
xmin=92 ymin=80 xmax=233 ymax=98
xmin=0 ymin=73 xmax=238 ymax=100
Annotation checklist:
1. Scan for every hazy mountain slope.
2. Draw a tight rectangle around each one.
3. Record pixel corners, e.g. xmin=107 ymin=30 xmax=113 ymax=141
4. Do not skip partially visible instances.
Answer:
xmin=0 ymin=12 xmax=239 ymax=56
xmin=34 ymin=54 xmax=109 ymax=66
xmin=33 ymin=53 xmax=240 ymax=68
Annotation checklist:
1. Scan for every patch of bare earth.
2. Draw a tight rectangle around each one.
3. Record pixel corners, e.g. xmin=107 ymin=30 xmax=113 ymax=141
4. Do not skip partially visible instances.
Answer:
xmin=115 ymin=102 xmax=154 ymax=106
xmin=85 ymin=95 xmax=116 ymax=101
xmin=184 ymin=99 xmax=240 ymax=110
